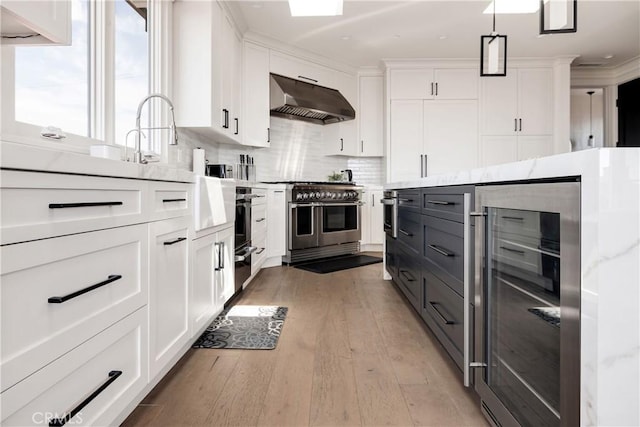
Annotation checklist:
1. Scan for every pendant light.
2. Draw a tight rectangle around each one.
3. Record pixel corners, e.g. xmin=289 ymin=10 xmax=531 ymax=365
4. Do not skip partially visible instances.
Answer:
xmin=540 ymin=0 xmax=577 ymax=34
xmin=587 ymin=90 xmax=594 ymax=147
xmin=480 ymin=0 xmax=507 ymax=76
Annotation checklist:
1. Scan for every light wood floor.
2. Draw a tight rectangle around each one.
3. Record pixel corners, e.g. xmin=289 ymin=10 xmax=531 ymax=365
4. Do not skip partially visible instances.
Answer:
xmin=123 ymin=261 xmax=488 ymax=427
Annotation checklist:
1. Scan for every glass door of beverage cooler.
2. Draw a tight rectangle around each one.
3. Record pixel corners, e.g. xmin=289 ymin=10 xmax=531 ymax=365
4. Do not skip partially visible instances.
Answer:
xmin=474 ymin=182 xmax=580 ymax=427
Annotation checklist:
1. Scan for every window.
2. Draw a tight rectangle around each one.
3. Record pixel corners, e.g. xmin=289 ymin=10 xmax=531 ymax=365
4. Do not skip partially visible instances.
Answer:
xmin=114 ymin=0 xmax=149 ymax=150
xmin=14 ymin=0 xmax=90 ymax=137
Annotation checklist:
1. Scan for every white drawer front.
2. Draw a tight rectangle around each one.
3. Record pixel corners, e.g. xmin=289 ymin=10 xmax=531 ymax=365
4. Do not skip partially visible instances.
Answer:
xmin=252 ymin=203 xmax=267 ymax=240
xmin=1 ymin=309 xmax=147 ymax=427
xmin=150 ymin=181 xmax=191 ymax=220
xmin=252 ymin=234 xmax=267 ymax=275
xmin=1 ymin=170 xmax=145 ymax=245
xmin=1 ymin=225 xmax=148 ymax=391
xmin=251 ymin=188 xmax=267 ymax=206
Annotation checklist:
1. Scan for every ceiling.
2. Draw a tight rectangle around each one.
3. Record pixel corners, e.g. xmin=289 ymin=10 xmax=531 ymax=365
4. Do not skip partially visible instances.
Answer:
xmin=228 ymin=0 xmax=640 ymax=69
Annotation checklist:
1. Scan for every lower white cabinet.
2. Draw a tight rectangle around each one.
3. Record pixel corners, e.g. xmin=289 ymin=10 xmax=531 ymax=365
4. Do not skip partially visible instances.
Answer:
xmin=266 ymin=188 xmax=286 ymax=263
xmin=361 ymin=187 xmax=384 ymax=249
xmin=148 ymin=216 xmax=190 ymax=379
xmin=191 ymin=224 xmax=234 ymax=334
xmin=1 ymin=308 xmax=147 ymax=426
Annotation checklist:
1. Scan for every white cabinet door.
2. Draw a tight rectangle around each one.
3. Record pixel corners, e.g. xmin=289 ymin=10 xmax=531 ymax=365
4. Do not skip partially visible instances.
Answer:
xmin=230 ymin=21 xmax=243 ymax=141
xmin=191 ymin=233 xmax=218 ymax=335
xmin=480 ymin=135 xmax=518 ymax=166
xmin=1 ymin=0 xmax=71 ymax=45
xmin=480 ymin=72 xmax=518 ymax=135
xmin=423 ymin=100 xmax=478 ymax=176
xmin=370 ymin=189 xmax=385 ymax=245
xmin=214 ymin=226 xmax=235 ymax=307
xmin=149 ymin=216 xmax=190 ymax=379
xmin=358 ymin=75 xmax=384 ymax=157
xmin=242 ymin=42 xmax=270 ymax=147
xmin=270 ymin=51 xmax=333 ymax=87
xmin=324 ymin=71 xmax=358 ymax=156
xmin=517 ymin=68 xmax=553 ymax=136
xmin=517 ymin=135 xmax=553 ymax=160
xmin=433 ymin=69 xmax=478 ymax=100
xmin=360 ymin=189 xmax=372 ymax=245
xmin=389 ymin=69 xmax=433 ymax=99
xmin=266 ymin=189 xmax=286 ymax=258
xmin=389 ymin=100 xmax=424 ymax=182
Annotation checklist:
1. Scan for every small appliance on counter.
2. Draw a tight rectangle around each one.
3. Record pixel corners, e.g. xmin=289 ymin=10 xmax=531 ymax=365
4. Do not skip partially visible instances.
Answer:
xmin=206 ymin=164 xmax=233 ymax=178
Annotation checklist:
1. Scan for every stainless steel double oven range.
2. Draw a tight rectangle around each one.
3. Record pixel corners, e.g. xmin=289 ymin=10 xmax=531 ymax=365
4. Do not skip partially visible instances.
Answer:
xmin=274 ymin=182 xmax=362 ymax=264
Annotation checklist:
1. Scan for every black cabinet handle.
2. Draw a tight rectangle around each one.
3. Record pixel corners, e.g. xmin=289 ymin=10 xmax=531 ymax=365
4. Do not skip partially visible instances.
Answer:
xmin=399 ymin=229 xmax=413 ymax=237
xmin=49 ymin=201 xmax=123 ymax=209
xmin=256 ymin=247 xmax=265 ymax=255
xmin=514 ymin=118 xmax=518 ymax=132
xmin=435 ymin=82 xmax=438 ymax=96
xmin=426 ymin=200 xmax=455 ymax=206
xmin=162 ymin=198 xmax=186 ymax=203
xmin=48 ymin=370 xmax=122 ymax=427
xmin=164 ymin=237 xmax=187 ymax=246
xmin=519 ymin=118 xmax=522 ymax=132
xmin=234 ymin=118 xmax=239 ymax=135
xmin=399 ymin=269 xmax=415 ymax=282
xmin=361 ymin=140 xmax=364 ymax=153
xmin=298 ymin=75 xmax=318 ymax=83
xmin=501 ymin=216 xmax=524 ymax=221
xmin=429 ymin=302 xmax=454 ymax=325
xmin=428 ymin=244 xmax=455 ymax=257
xmin=222 ymin=109 xmax=229 ymax=129
xmin=500 ymin=246 xmax=525 ymax=255
xmin=430 ymin=82 xmax=434 ymax=96
xmin=399 ymin=198 xmax=413 ymax=203
xmin=256 ymin=217 xmax=266 ymax=223
xmin=48 ymin=275 xmax=122 ymax=304
xmin=267 ymin=127 xmax=270 ymax=143
xmin=215 ymin=242 xmax=224 ymax=271
xmin=340 ymin=138 xmax=344 ymax=151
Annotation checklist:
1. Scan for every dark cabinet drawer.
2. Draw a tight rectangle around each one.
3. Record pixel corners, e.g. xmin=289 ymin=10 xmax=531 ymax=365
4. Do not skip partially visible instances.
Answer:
xmin=385 ymin=234 xmax=398 ymax=280
xmin=396 ymin=243 xmax=421 ymax=311
xmin=397 ymin=189 xmax=421 ymax=212
xmin=398 ymin=210 xmax=422 ymax=253
xmin=421 ymin=185 xmax=474 ymax=223
xmin=423 ymin=215 xmax=464 ymax=295
xmin=421 ymin=261 xmax=464 ymax=368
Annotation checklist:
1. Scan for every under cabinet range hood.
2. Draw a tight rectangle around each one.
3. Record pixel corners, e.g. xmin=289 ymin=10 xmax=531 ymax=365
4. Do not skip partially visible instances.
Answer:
xmin=269 ymin=73 xmax=355 ymax=125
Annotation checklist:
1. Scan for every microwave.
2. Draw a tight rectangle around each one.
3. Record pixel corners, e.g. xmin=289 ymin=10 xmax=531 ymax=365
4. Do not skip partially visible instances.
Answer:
xmin=206 ymin=164 xmax=233 ymax=178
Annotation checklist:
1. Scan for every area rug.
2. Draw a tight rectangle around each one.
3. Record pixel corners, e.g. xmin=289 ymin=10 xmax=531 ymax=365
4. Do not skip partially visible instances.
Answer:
xmin=193 ymin=305 xmax=288 ymax=350
xmin=294 ymin=254 xmax=382 ymax=274
xmin=528 ymin=306 xmax=560 ymax=328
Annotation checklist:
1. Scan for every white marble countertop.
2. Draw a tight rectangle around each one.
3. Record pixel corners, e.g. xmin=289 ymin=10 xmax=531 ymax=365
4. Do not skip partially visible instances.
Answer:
xmin=0 ymin=140 xmax=195 ymax=182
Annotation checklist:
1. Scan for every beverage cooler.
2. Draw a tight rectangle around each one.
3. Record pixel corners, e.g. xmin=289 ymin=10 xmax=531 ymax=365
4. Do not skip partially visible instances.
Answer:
xmin=473 ymin=181 xmax=580 ymax=427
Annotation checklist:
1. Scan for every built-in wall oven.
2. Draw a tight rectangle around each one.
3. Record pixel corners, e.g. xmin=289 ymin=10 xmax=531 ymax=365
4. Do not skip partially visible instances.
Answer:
xmin=282 ymin=182 xmax=362 ymax=263
xmin=473 ymin=181 xmax=580 ymax=427
xmin=234 ymin=187 xmax=257 ymax=294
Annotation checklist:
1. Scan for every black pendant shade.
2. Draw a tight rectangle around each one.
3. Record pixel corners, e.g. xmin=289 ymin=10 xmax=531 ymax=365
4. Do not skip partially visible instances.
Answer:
xmin=480 ymin=1 xmax=507 ymax=77
xmin=540 ymin=0 xmax=577 ymax=34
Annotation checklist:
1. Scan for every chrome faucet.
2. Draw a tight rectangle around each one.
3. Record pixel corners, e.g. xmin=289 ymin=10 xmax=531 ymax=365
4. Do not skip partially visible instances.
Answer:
xmin=133 ymin=93 xmax=179 ymax=163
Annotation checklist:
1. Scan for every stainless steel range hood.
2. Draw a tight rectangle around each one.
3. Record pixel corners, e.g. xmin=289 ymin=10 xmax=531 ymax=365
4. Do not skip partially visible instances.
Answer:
xmin=270 ymin=73 xmax=355 ymax=125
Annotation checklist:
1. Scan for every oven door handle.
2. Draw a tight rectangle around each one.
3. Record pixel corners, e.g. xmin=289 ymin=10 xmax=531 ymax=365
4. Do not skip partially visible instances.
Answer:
xmin=380 ymin=198 xmax=397 ymax=206
xmin=315 ymin=202 xmax=363 ymax=207
xmin=234 ymin=246 xmax=257 ymax=262
xmin=290 ymin=203 xmax=323 ymax=209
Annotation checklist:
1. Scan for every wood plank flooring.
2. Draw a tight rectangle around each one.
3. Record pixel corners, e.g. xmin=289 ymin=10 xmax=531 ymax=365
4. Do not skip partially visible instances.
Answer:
xmin=123 ymin=261 xmax=488 ymax=427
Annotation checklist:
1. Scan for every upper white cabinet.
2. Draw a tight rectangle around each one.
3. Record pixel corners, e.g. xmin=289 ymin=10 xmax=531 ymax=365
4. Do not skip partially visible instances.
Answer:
xmin=1 ymin=0 xmax=70 ymax=45
xmin=480 ymin=66 xmax=554 ymax=166
xmin=242 ymin=42 xmax=270 ymax=148
xmin=324 ymin=70 xmax=358 ymax=156
xmin=270 ymin=51 xmax=333 ymax=87
xmin=390 ymin=68 xmax=478 ymax=100
xmin=357 ymin=74 xmax=384 ymax=157
xmin=173 ymin=0 xmax=242 ymax=145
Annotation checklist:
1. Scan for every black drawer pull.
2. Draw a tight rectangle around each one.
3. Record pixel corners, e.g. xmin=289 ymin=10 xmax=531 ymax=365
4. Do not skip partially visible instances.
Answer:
xmin=49 ymin=201 xmax=123 ymax=209
xmin=429 ymin=302 xmax=455 ymax=325
xmin=256 ymin=247 xmax=266 ymax=255
xmin=399 ymin=229 xmax=413 ymax=237
xmin=426 ymin=200 xmax=455 ymax=206
xmin=399 ymin=269 xmax=416 ymax=282
xmin=501 ymin=216 xmax=524 ymax=221
xmin=256 ymin=217 xmax=266 ymax=223
xmin=164 ymin=237 xmax=187 ymax=246
xmin=48 ymin=275 xmax=122 ymax=304
xmin=500 ymin=246 xmax=525 ymax=255
xmin=162 ymin=198 xmax=186 ymax=203
xmin=428 ymin=244 xmax=455 ymax=257
xmin=399 ymin=198 xmax=414 ymax=203
xmin=49 ymin=370 xmax=122 ymax=427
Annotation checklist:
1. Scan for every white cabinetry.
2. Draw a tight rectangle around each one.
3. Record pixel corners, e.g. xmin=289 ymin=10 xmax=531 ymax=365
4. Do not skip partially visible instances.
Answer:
xmin=265 ymin=187 xmax=286 ymax=267
xmin=1 ymin=0 xmax=71 ymax=45
xmin=361 ymin=186 xmax=384 ymax=250
xmin=390 ymin=68 xmax=478 ymax=100
xmin=242 ymin=41 xmax=271 ymax=147
xmin=389 ymin=99 xmax=478 ymax=182
xmin=148 ymin=216 xmax=190 ymax=379
xmin=251 ymin=187 xmax=268 ymax=276
xmin=270 ymin=50 xmax=333 ymax=87
xmin=357 ymin=74 xmax=384 ymax=157
xmin=173 ymin=0 xmax=242 ymax=145
xmin=480 ymin=67 xmax=554 ymax=166
xmin=324 ymin=71 xmax=358 ymax=156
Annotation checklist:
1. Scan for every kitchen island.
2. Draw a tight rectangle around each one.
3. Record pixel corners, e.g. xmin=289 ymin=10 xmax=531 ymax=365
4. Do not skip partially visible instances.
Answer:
xmin=384 ymin=148 xmax=640 ymax=426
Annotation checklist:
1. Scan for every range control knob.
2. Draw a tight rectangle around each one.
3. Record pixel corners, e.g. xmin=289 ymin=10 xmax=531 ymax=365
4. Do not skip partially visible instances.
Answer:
xmin=315 ymin=192 xmax=321 ymax=199
xmin=302 ymin=193 xmax=309 ymax=200
xmin=296 ymin=193 xmax=303 ymax=200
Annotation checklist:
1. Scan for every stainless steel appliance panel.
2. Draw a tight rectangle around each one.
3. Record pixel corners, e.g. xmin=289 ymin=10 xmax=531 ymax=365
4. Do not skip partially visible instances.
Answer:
xmin=318 ymin=202 xmax=361 ymax=247
xmin=382 ymin=190 xmax=398 ymax=238
xmin=289 ymin=203 xmax=319 ymax=250
xmin=473 ymin=182 xmax=580 ymax=427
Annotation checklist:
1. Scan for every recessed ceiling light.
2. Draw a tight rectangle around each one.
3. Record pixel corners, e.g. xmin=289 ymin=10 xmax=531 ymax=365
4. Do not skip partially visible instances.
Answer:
xmin=288 ymin=0 xmax=343 ymax=17
xmin=603 ymin=54 xmax=614 ymax=59
xmin=484 ymin=0 xmax=539 ymax=14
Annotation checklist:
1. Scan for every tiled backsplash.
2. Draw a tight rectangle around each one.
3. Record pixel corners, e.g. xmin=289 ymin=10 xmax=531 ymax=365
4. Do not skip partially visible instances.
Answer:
xmin=171 ymin=117 xmax=384 ymax=185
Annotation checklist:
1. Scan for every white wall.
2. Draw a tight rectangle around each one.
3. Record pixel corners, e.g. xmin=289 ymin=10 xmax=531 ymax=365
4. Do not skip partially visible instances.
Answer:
xmin=170 ymin=117 xmax=384 ymax=185
xmin=570 ymin=89 xmax=604 ymax=151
